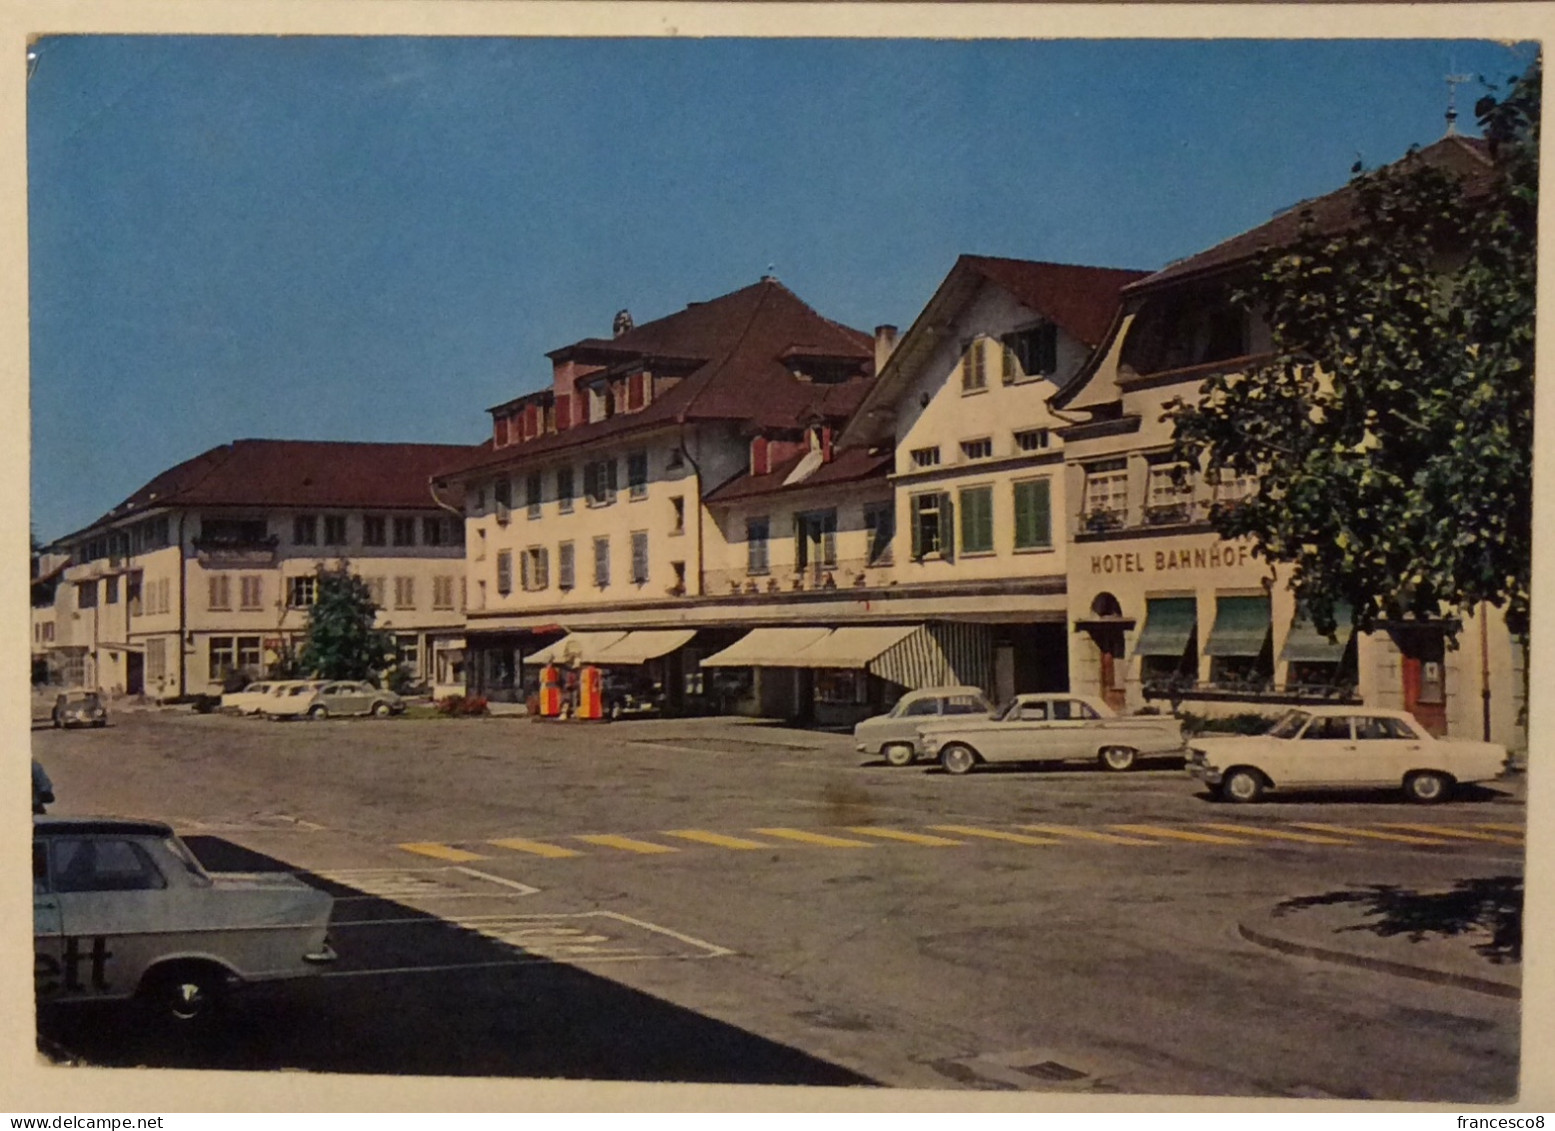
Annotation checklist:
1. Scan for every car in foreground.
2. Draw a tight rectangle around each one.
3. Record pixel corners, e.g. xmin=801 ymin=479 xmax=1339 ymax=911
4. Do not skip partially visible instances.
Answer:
xmin=266 ymin=680 xmax=404 ymax=720
xmin=33 ymin=816 xmax=336 ymax=1023
xmin=853 ymin=686 xmax=994 ymax=766
xmin=917 ymin=693 xmax=1185 ymax=775
xmin=1186 ymin=706 xmax=1510 ymax=804
xmin=52 ymin=690 xmax=108 ymax=729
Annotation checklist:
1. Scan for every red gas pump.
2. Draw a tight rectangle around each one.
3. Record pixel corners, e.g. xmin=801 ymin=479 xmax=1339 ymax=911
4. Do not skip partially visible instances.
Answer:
xmin=576 ymin=665 xmax=605 ymax=720
xmin=538 ymin=663 xmax=563 ymax=718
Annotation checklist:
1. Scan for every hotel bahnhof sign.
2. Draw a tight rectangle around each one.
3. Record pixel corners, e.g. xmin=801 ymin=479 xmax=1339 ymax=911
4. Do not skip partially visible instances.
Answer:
xmin=1087 ymin=541 xmax=1257 ymax=577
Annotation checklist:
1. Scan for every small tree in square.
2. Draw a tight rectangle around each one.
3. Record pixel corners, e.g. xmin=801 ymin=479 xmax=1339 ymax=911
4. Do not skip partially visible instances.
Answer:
xmin=296 ymin=565 xmax=395 ymax=682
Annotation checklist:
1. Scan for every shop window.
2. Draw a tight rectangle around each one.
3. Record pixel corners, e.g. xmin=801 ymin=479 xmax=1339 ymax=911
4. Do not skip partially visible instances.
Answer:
xmin=815 ymin=669 xmax=866 ymax=706
xmin=209 ymin=637 xmax=237 ymax=679
xmin=237 ymin=636 xmax=262 ymax=672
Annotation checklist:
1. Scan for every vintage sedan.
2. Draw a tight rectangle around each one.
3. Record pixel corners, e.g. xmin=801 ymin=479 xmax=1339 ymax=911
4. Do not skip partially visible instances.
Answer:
xmin=854 ymin=686 xmax=994 ymax=766
xmin=52 ymin=690 xmax=108 ymax=729
xmin=267 ymin=680 xmax=404 ymax=720
xmin=918 ymin=693 xmax=1185 ymax=775
xmin=219 ymin=680 xmax=286 ymax=716
xmin=1187 ymin=706 xmax=1510 ymax=804
xmin=34 ymin=816 xmax=336 ymax=1023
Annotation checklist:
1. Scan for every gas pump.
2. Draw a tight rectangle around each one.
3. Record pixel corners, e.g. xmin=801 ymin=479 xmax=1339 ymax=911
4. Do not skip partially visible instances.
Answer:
xmin=576 ymin=665 xmax=605 ymax=720
xmin=538 ymin=663 xmax=563 ymax=718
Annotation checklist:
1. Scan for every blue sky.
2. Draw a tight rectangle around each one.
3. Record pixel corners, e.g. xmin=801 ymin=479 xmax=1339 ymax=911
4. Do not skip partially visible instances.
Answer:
xmin=27 ymin=35 xmax=1534 ymax=543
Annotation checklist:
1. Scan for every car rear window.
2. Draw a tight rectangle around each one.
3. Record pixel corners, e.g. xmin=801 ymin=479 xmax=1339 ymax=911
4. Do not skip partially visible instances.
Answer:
xmin=51 ymin=837 xmax=169 ymax=893
xmin=943 ymin=696 xmax=986 ymax=715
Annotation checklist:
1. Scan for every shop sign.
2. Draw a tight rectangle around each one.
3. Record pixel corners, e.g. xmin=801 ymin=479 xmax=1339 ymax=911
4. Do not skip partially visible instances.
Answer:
xmin=1089 ymin=543 xmax=1254 ymax=575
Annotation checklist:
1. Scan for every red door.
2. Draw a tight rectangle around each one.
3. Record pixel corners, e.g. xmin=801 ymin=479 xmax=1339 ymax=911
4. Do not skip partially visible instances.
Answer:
xmin=1398 ymin=631 xmax=1448 ymax=736
xmin=1094 ymin=628 xmax=1127 ymax=714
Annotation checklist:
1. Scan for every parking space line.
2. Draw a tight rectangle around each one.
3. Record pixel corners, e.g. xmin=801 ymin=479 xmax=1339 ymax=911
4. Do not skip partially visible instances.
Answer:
xmin=453 ymin=867 xmax=541 ymax=894
xmin=489 ymin=836 xmax=584 ymax=858
xmin=750 ymin=827 xmax=877 ymax=848
xmin=1196 ymin=823 xmax=1352 ymax=846
xmin=1376 ymin=823 xmax=1523 ymax=845
xmin=574 ymin=834 xmax=679 ymax=854
xmin=1286 ymin=822 xmax=1446 ymax=845
xmin=844 ymin=827 xmax=964 ymax=847
xmin=1472 ymin=823 xmax=1526 ymax=835
xmin=1020 ymin=824 xmax=1157 ymax=846
xmin=399 ymin=842 xmax=488 ymax=862
xmin=662 ymin=829 xmax=774 ymax=850
xmin=931 ymin=825 xmax=1061 ymax=846
xmin=1108 ymin=824 xmax=1251 ymax=845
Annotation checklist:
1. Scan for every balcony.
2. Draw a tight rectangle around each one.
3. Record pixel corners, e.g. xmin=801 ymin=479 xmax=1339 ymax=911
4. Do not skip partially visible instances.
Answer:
xmin=1142 ymin=675 xmax=1359 ymax=706
xmin=703 ymin=557 xmax=895 ymax=598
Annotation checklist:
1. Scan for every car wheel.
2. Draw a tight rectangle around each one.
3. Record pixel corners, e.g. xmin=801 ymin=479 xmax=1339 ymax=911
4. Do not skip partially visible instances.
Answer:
xmin=1220 ymin=768 xmax=1265 ymax=803
xmin=883 ymin=743 xmax=916 ymax=767
xmin=940 ymin=743 xmax=979 ymax=776
xmin=371 ymin=701 xmax=392 ymax=718
xmin=1403 ymin=770 xmax=1453 ymax=804
xmin=308 ymin=705 xmax=328 ymax=720
xmin=1098 ymin=746 xmax=1137 ymax=772
xmin=142 ymin=963 xmax=226 ymax=1027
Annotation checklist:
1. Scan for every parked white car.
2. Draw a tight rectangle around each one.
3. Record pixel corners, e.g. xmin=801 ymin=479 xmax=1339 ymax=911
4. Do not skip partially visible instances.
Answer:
xmin=33 ymin=816 xmax=336 ymax=1023
xmin=219 ymin=680 xmax=287 ymax=716
xmin=854 ymin=686 xmax=993 ymax=766
xmin=1186 ymin=706 xmax=1510 ymax=804
xmin=918 ymin=693 xmax=1185 ymax=775
xmin=266 ymin=680 xmax=405 ymax=720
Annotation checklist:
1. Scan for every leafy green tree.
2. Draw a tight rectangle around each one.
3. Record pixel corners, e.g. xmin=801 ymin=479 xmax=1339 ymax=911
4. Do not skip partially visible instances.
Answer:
xmin=1167 ymin=61 xmax=1537 ymax=642
xmin=296 ymin=565 xmax=395 ymax=682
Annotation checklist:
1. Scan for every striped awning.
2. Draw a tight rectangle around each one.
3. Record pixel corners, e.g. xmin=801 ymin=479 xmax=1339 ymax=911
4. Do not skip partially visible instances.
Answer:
xmin=790 ymin=625 xmax=922 ymax=670
xmin=1133 ymin=597 xmax=1197 ymax=658
xmin=525 ymin=632 xmax=628 ymax=666
xmin=1280 ymin=602 xmax=1355 ymax=663
xmin=871 ymin=622 xmax=992 ymax=691
xmin=595 ymin=630 xmax=697 ymax=665
xmin=699 ymin=627 xmax=833 ymax=667
xmin=1203 ymin=596 xmax=1272 ymax=657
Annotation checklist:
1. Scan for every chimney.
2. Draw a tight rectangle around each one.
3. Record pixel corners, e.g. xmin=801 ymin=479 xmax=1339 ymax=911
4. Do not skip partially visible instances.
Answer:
xmin=874 ymin=325 xmax=899 ymax=375
xmin=613 ymin=309 xmax=634 ymax=338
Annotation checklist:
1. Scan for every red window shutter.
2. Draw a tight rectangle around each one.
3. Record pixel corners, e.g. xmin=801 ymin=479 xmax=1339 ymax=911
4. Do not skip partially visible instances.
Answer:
xmin=556 ymin=396 xmax=571 ymax=431
xmin=494 ymin=415 xmax=509 ymax=447
xmin=822 ymin=427 xmax=834 ymax=463
xmin=628 ymin=372 xmax=644 ymax=410
xmin=751 ymin=435 xmax=769 ymax=476
xmin=575 ymin=390 xmax=589 ymax=424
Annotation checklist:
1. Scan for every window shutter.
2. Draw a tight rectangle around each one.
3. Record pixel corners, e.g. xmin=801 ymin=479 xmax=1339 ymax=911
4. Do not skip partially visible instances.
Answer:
xmin=910 ymin=500 xmax=923 ymax=560
xmin=1031 ymin=479 xmax=1051 ymax=547
xmin=606 ymin=459 xmax=618 ymax=494
xmin=939 ymin=494 xmax=955 ymax=561
xmin=821 ymin=516 xmax=837 ymax=567
xmin=537 ymin=549 xmax=549 ymax=589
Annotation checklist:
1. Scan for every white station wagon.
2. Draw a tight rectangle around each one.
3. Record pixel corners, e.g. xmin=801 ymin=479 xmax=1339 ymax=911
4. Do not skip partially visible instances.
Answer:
xmin=34 ymin=817 xmax=336 ymax=1023
xmin=918 ymin=692 xmax=1186 ymax=775
xmin=1187 ymin=706 xmax=1510 ymax=804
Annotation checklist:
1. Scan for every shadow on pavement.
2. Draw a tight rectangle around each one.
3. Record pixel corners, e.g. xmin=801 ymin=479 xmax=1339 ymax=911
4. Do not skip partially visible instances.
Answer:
xmin=1186 ymin=783 xmax=1516 ymax=806
xmin=37 ymin=838 xmax=875 ymax=1087
xmin=1272 ymin=876 xmax=1523 ymax=964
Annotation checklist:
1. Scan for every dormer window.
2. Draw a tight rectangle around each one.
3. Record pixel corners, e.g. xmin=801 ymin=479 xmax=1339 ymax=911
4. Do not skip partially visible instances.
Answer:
xmin=1002 ymin=323 xmax=1059 ymax=382
xmin=494 ymin=415 xmax=510 ymax=448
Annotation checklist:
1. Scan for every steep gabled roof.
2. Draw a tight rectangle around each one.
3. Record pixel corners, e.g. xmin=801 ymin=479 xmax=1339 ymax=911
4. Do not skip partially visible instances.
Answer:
xmin=59 ymin=439 xmax=473 ymax=544
xmin=443 ymin=277 xmax=875 ymax=479
xmin=839 ymin=255 xmax=1147 ymax=448
xmin=1128 ymin=135 xmax=1495 ymax=294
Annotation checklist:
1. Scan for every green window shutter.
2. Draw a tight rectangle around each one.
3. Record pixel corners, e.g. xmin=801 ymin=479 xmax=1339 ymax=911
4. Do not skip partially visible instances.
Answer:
xmin=960 ymin=487 xmax=992 ymax=554
xmin=1015 ymin=480 xmax=1052 ymax=549
xmin=939 ymin=492 xmax=956 ymax=560
xmin=910 ymin=499 xmax=923 ymax=560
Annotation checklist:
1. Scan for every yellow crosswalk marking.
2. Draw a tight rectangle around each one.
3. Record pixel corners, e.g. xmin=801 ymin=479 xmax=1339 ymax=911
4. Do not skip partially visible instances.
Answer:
xmin=1473 ymin=823 xmax=1526 ymax=835
xmin=751 ymin=827 xmax=876 ymax=848
xmin=399 ymin=842 xmax=487 ymax=862
xmin=1196 ymin=823 xmax=1352 ymax=846
xmin=663 ymin=829 xmax=774 ymax=850
xmin=574 ymin=834 xmax=679 ymax=854
xmin=488 ymin=837 xmax=583 ymax=858
xmin=1019 ymin=824 xmax=1155 ymax=846
xmin=1109 ymin=824 xmax=1251 ymax=845
xmin=1376 ymin=823 xmax=1523 ymax=845
xmin=930 ymin=825 xmax=1061 ymax=846
xmin=1288 ymin=822 xmax=1447 ymax=846
xmin=844 ymin=827 xmax=964 ymax=847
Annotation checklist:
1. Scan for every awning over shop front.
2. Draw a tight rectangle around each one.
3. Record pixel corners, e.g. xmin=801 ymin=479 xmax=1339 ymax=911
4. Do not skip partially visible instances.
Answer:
xmin=1280 ymin=602 xmax=1356 ymax=663
xmin=1203 ymin=596 xmax=1272 ymax=657
xmin=525 ymin=632 xmax=628 ymax=666
xmin=1132 ymin=597 xmax=1197 ymax=658
xmin=789 ymin=625 xmax=922 ymax=670
xmin=595 ymin=629 xmax=697 ymax=665
xmin=699 ymin=627 xmax=833 ymax=668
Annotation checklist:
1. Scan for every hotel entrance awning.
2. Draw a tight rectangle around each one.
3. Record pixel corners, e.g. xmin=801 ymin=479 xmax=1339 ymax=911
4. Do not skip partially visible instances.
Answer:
xmin=1279 ymin=602 xmax=1355 ymax=663
xmin=595 ymin=630 xmax=697 ymax=665
xmin=699 ymin=627 xmax=832 ymax=667
xmin=1203 ymin=596 xmax=1272 ymax=657
xmin=525 ymin=632 xmax=628 ymax=666
xmin=789 ymin=625 xmax=922 ymax=669
xmin=1132 ymin=597 xmax=1197 ymax=657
